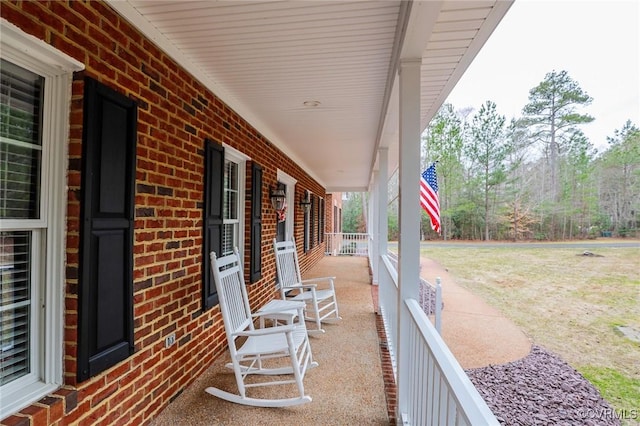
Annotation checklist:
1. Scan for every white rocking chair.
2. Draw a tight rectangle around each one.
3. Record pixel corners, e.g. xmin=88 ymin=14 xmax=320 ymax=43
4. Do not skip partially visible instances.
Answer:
xmin=273 ymin=238 xmax=341 ymax=334
xmin=205 ymin=248 xmax=318 ymax=407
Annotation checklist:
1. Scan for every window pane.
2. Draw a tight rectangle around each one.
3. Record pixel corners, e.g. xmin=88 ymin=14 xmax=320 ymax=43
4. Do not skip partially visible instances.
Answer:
xmin=0 ymin=60 xmax=43 ymax=145
xmin=223 ymin=160 xmax=238 ymax=220
xmin=0 ymin=231 xmax=31 ymax=386
xmin=0 ymin=60 xmax=43 ymax=219
xmin=0 ymin=142 xmax=41 ymax=219
xmin=222 ymin=158 xmax=239 ymax=256
xmin=224 ymin=160 xmax=238 ymax=191
xmin=222 ymin=224 xmax=235 ymax=256
xmin=224 ymin=189 xmax=237 ymax=221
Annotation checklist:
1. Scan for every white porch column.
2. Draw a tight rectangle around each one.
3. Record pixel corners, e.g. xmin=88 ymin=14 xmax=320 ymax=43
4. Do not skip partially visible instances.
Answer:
xmin=377 ymin=148 xmax=389 ymax=263
xmin=396 ymin=58 xmax=421 ymax=421
xmin=370 ymin=171 xmax=379 ymax=285
xmin=373 ymin=149 xmax=389 ymax=312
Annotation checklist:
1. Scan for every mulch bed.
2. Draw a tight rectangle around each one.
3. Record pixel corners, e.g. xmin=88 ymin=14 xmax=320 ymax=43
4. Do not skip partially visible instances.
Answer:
xmin=466 ymin=345 xmax=621 ymax=426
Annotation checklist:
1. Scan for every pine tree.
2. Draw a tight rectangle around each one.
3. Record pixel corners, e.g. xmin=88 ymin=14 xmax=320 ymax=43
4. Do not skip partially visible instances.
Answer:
xmin=521 ymin=70 xmax=594 ymax=202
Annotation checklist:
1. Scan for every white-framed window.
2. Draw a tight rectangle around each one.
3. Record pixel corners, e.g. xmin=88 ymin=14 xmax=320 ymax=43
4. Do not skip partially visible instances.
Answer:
xmin=0 ymin=19 xmax=83 ymax=418
xmin=222 ymin=145 xmax=248 ymax=256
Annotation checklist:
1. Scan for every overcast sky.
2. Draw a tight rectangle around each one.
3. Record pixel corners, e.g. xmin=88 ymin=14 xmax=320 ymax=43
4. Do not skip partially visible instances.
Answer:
xmin=445 ymin=0 xmax=639 ymax=150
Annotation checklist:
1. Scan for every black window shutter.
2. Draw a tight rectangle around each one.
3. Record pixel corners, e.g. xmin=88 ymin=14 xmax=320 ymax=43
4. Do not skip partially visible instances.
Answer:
xmin=321 ymin=198 xmax=326 ymax=243
xmin=203 ymin=139 xmax=224 ymax=309
xmin=78 ymin=78 xmax=137 ymax=382
xmin=319 ymin=198 xmax=324 ymax=243
xmin=303 ymin=198 xmax=309 ymax=253
xmin=249 ymin=163 xmax=262 ymax=283
xmin=310 ymin=195 xmax=316 ymax=247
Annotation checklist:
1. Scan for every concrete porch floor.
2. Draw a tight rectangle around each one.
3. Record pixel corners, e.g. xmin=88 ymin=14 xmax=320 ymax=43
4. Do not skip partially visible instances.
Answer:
xmin=150 ymin=255 xmax=390 ymax=425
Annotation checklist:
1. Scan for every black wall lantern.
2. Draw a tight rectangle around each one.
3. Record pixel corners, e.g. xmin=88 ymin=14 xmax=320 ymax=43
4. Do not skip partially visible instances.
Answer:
xmin=269 ymin=185 xmax=286 ymax=212
xmin=300 ymin=192 xmax=312 ymax=214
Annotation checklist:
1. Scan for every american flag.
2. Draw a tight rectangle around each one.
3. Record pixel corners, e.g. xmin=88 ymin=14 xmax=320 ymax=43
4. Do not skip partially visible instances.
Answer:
xmin=420 ymin=163 xmax=441 ymax=234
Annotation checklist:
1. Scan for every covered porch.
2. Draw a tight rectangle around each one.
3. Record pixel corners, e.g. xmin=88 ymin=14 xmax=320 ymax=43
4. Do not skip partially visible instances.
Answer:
xmin=104 ymin=1 xmax=514 ymax=424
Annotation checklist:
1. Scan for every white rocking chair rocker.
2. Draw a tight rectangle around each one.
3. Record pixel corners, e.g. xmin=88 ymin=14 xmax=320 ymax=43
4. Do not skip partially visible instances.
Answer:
xmin=273 ymin=238 xmax=341 ymax=334
xmin=205 ymin=248 xmax=318 ymax=407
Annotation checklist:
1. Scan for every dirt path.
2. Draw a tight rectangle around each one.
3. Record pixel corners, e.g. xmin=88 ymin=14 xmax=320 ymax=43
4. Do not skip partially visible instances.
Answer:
xmin=419 ymin=257 xmax=532 ymax=369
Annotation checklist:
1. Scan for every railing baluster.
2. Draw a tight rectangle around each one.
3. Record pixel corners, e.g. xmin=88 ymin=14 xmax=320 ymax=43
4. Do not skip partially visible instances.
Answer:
xmin=435 ymin=277 xmax=442 ymax=334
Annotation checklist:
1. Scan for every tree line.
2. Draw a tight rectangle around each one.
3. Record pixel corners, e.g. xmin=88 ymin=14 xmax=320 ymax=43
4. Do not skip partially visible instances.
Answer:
xmin=343 ymin=70 xmax=640 ymax=241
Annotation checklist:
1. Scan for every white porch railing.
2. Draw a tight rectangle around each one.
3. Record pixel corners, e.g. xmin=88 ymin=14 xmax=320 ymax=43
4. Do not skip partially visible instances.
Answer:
xmin=386 ymin=252 xmax=442 ymax=333
xmin=325 ymin=233 xmax=369 ymax=256
xmin=378 ymin=254 xmax=498 ymax=425
xmin=380 ymin=254 xmax=399 ymax=375
xmin=402 ymin=299 xmax=498 ymax=425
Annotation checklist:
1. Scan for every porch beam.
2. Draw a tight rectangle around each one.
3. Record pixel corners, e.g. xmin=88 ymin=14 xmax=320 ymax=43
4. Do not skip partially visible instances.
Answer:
xmin=396 ymin=58 xmax=422 ymax=423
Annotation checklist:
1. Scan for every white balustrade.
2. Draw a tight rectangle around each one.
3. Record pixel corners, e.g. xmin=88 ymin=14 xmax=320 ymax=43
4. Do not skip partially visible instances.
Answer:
xmin=324 ymin=233 xmax=369 ymax=256
xmin=378 ymin=253 xmax=498 ymax=425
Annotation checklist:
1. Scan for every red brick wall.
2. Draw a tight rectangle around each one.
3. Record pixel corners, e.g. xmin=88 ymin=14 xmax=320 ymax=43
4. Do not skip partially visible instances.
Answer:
xmin=325 ymin=193 xmax=343 ymax=234
xmin=1 ymin=2 xmax=327 ymax=425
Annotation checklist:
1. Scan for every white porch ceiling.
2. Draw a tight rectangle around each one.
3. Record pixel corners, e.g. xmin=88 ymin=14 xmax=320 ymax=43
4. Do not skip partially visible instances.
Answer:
xmin=108 ymin=0 xmax=512 ymax=192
